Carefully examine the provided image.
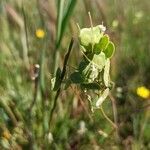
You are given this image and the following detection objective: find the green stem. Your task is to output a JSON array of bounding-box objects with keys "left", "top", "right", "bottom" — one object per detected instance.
[
  {"left": 29, "top": 64, "right": 40, "bottom": 111},
  {"left": 0, "top": 99, "right": 18, "bottom": 126},
  {"left": 100, "top": 106, "right": 117, "bottom": 129},
  {"left": 49, "top": 38, "right": 74, "bottom": 129}
]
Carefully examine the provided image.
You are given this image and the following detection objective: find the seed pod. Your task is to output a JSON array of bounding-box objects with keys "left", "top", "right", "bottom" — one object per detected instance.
[{"left": 96, "top": 88, "right": 109, "bottom": 107}]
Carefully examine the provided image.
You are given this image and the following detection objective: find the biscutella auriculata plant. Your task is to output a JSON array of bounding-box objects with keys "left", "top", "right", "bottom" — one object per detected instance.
[{"left": 69, "top": 24, "right": 115, "bottom": 110}]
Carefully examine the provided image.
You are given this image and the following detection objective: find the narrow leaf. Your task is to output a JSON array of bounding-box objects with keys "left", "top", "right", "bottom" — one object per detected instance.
[
  {"left": 56, "top": 0, "right": 65, "bottom": 48},
  {"left": 57, "top": 0, "right": 77, "bottom": 48},
  {"left": 52, "top": 67, "right": 61, "bottom": 91}
]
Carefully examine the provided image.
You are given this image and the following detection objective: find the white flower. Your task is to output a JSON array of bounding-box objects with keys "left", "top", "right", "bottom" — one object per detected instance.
[
  {"left": 77, "top": 121, "right": 87, "bottom": 135},
  {"left": 47, "top": 132, "right": 53, "bottom": 144},
  {"left": 99, "top": 25, "right": 106, "bottom": 32}
]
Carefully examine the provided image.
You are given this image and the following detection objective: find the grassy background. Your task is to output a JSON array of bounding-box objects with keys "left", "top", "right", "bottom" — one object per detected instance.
[{"left": 0, "top": 0, "right": 150, "bottom": 149}]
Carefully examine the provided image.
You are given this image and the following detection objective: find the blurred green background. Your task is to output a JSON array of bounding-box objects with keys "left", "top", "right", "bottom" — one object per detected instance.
[{"left": 0, "top": 0, "right": 150, "bottom": 149}]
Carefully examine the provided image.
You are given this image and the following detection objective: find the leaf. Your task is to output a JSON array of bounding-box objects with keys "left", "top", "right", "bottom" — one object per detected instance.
[
  {"left": 103, "top": 59, "right": 110, "bottom": 87},
  {"left": 103, "top": 41, "right": 115, "bottom": 58},
  {"left": 60, "top": 0, "right": 77, "bottom": 42},
  {"left": 78, "top": 60, "right": 89, "bottom": 73},
  {"left": 56, "top": 0, "right": 65, "bottom": 48},
  {"left": 51, "top": 67, "right": 61, "bottom": 91},
  {"left": 96, "top": 88, "right": 109, "bottom": 107},
  {"left": 56, "top": 0, "right": 77, "bottom": 48},
  {"left": 94, "top": 34, "right": 109, "bottom": 54},
  {"left": 70, "top": 72, "right": 84, "bottom": 83}
]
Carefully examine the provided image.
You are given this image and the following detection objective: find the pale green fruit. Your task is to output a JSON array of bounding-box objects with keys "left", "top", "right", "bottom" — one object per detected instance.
[
  {"left": 103, "top": 59, "right": 110, "bottom": 87},
  {"left": 96, "top": 88, "right": 109, "bottom": 107},
  {"left": 79, "top": 25, "right": 105, "bottom": 52},
  {"left": 92, "top": 52, "right": 106, "bottom": 70}
]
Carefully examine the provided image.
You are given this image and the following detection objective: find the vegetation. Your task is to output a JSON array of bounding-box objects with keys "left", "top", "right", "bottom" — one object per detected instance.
[{"left": 0, "top": 0, "right": 150, "bottom": 149}]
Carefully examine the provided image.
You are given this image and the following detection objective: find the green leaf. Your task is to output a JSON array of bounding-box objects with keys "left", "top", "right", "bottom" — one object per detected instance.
[
  {"left": 56, "top": 0, "right": 77, "bottom": 48},
  {"left": 96, "top": 88, "right": 109, "bottom": 107},
  {"left": 56, "top": 0, "right": 65, "bottom": 48},
  {"left": 78, "top": 60, "right": 89, "bottom": 73},
  {"left": 70, "top": 72, "right": 84, "bottom": 83},
  {"left": 94, "top": 34, "right": 109, "bottom": 54},
  {"left": 51, "top": 67, "right": 61, "bottom": 91},
  {"left": 103, "top": 41, "right": 115, "bottom": 58},
  {"left": 103, "top": 59, "right": 110, "bottom": 87},
  {"left": 61, "top": 0, "right": 77, "bottom": 41}
]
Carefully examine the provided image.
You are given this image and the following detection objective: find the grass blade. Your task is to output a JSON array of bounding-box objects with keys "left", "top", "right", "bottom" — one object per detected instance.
[{"left": 56, "top": 0, "right": 77, "bottom": 49}]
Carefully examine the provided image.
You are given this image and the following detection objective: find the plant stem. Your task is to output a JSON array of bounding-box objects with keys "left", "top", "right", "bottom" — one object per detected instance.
[
  {"left": 0, "top": 99, "right": 18, "bottom": 126},
  {"left": 49, "top": 38, "right": 74, "bottom": 129},
  {"left": 29, "top": 64, "right": 40, "bottom": 111},
  {"left": 100, "top": 106, "right": 117, "bottom": 129},
  {"left": 109, "top": 93, "right": 120, "bottom": 142},
  {"left": 22, "top": 5, "right": 30, "bottom": 70},
  {"left": 72, "top": 86, "right": 93, "bottom": 122},
  {"left": 139, "top": 105, "right": 150, "bottom": 141}
]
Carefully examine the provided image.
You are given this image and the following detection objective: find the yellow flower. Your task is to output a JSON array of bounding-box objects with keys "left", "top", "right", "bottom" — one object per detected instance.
[
  {"left": 35, "top": 28, "right": 45, "bottom": 38},
  {"left": 136, "top": 86, "right": 150, "bottom": 99},
  {"left": 3, "top": 130, "right": 11, "bottom": 140}
]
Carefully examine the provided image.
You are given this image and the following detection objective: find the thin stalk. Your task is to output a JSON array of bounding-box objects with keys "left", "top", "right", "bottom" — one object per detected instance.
[
  {"left": 9, "top": 101, "right": 24, "bottom": 122},
  {"left": 109, "top": 93, "right": 120, "bottom": 142},
  {"left": 49, "top": 38, "right": 74, "bottom": 129},
  {"left": 29, "top": 64, "right": 40, "bottom": 111},
  {"left": 88, "top": 12, "right": 94, "bottom": 52},
  {"left": 109, "top": 93, "right": 118, "bottom": 127},
  {"left": 139, "top": 108, "right": 149, "bottom": 142},
  {"left": 0, "top": 99, "right": 18, "bottom": 126},
  {"left": 36, "top": 0, "right": 48, "bottom": 137},
  {"left": 21, "top": 5, "right": 30, "bottom": 70},
  {"left": 100, "top": 106, "right": 117, "bottom": 129},
  {"left": 72, "top": 86, "right": 93, "bottom": 122}
]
